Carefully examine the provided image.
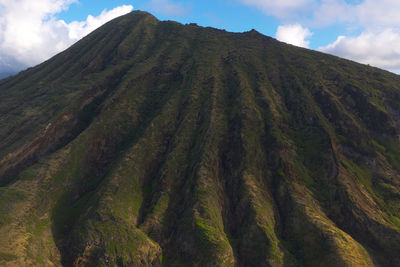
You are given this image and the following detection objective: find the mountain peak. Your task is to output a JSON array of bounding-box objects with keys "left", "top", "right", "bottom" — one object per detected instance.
[{"left": 124, "top": 9, "right": 158, "bottom": 21}]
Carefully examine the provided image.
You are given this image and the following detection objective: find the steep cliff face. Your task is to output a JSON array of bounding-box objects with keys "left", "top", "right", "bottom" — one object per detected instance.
[{"left": 1, "top": 11, "right": 400, "bottom": 267}]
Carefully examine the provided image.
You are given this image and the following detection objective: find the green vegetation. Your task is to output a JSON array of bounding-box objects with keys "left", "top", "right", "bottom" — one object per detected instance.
[
  {"left": 0, "top": 10, "right": 400, "bottom": 266},
  {"left": 373, "top": 138, "right": 400, "bottom": 171},
  {"left": 0, "top": 252, "right": 17, "bottom": 261},
  {"left": 0, "top": 188, "right": 25, "bottom": 226}
]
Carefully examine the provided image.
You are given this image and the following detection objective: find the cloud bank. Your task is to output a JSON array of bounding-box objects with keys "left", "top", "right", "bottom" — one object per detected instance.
[
  {"left": 0, "top": 0, "right": 133, "bottom": 73},
  {"left": 316, "top": 0, "right": 400, "bottom": 73},
  {"left": 319, "top": 30, "right": 400, "bottom": 73},
  {"left": 240, "top": 0, "right": 400, "bottom": 73},
  {"left": 276, "top": 24, "right": 312, "bottom": 48}
]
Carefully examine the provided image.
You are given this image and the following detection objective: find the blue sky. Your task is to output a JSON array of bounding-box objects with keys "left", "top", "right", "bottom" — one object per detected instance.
[
  {"left": 1, "top": 0, "right": 400, "bottom": 74},
  {"left": 61, "top": 0, "right": 282, "bottom": 40},
  {"left": 57, "top": 0, "right": 338, "bottom": 49}
]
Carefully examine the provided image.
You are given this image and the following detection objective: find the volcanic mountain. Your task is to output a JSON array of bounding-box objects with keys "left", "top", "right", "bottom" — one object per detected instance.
[{"left": 1, "top": 11, "right": 400, "bottom": 267}]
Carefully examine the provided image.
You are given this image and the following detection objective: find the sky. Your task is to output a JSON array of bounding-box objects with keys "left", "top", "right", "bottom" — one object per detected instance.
[{"left": 1, "top": 0, "right": 400, "bottom": 75}]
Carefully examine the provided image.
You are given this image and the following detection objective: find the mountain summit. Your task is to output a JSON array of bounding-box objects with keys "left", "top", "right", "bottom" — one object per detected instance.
[{"left": 1, "top": 11, "right": 400, "bottom": 266}]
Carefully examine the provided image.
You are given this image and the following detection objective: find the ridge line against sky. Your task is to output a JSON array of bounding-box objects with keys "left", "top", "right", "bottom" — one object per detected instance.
[{"left": 1, "top": 0, "right": 400, "bottom": 74}]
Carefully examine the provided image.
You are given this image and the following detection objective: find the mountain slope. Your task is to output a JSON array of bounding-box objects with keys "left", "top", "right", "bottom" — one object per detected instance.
[{"left": 1, "top": 10, "right": 400, "bottom": 266}]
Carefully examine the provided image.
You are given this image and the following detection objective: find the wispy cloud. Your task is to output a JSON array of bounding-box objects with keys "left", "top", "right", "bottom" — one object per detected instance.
[
  {"left": 238, "top": 0, "right": 316, "bottom": 20},
  {"left": 147, "top": 0, "right": 190, "bottom": 16},
  {"left": 0, "top": 0, "right": 133, "bottom": 73},
  {"left": 238, "top": 0, "right": 400, "bottom": 28}
]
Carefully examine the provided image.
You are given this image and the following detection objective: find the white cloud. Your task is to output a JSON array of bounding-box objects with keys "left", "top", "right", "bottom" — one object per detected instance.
[
  {"left": 319, "top": 29, "right": 400, "bottom": 73},
  {"left": 239, "top": 0, "right": 400, "bottom": 73},
  {"left": 310, "top": 0, "right": 400, "bottom": 29},
  {"left": 311, "top": 0, "right": 355, "bottom": 27},
  {"left": 276, "top": 24, "right": 313, "bottom": 48},
  {"left": 67, "top": 5, "right": 134, "bottom": 40},
  {"left": 147, "top": 0, "right": 189, "bottom": 16},
  {"left": 346, "top": 0, "right": 400, "bottom": 28},
  {"left": 239, "top": 0, "right": 400, "bottom": 28},
  {"left": 313, "top": 0, "right": 400, "bottom": 73},
  {"left": 0, "top": 0, "right": 133, "bottom": 73}
]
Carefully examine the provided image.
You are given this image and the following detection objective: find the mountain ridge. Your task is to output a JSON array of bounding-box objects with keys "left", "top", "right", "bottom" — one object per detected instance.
[{"left": 0, "top": 10, "right": 400, "bottom": 266}]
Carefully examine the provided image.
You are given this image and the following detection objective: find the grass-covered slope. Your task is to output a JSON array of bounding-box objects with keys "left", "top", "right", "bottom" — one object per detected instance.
[{"left": 1, "top": 10, "right": 400, "bottom": 266}]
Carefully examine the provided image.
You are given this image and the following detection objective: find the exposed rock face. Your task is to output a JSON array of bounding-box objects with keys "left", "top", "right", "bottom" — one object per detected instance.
[{"left": 1, "top": 11, "right": 400, "bottom": 267}]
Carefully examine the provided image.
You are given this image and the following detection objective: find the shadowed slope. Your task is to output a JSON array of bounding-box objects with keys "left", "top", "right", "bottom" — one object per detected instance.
[{"left": 0, "top": 11, "right": 400, "bottom": 267}]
